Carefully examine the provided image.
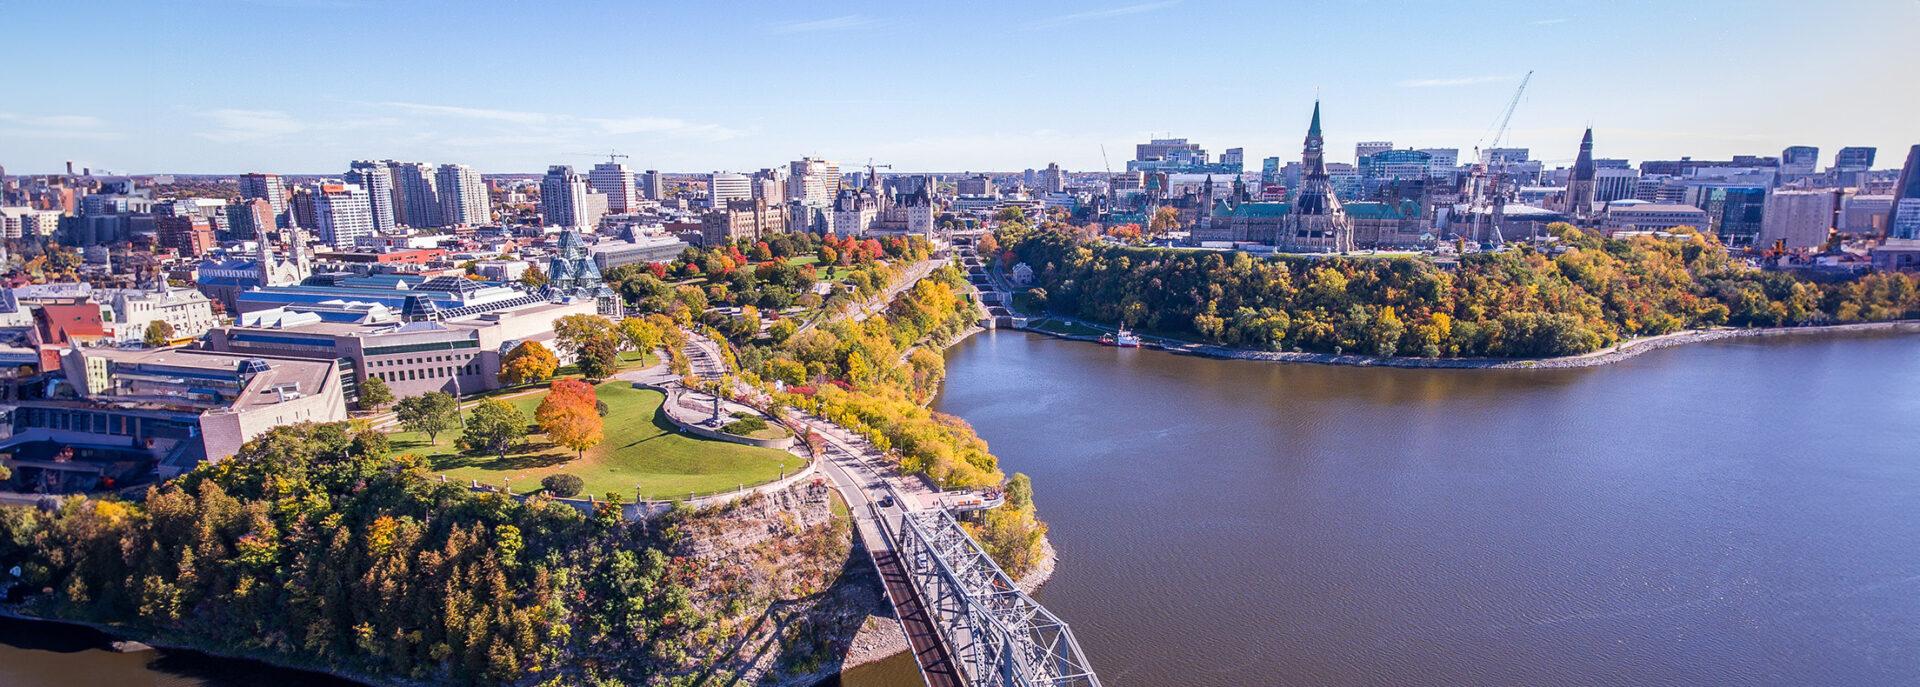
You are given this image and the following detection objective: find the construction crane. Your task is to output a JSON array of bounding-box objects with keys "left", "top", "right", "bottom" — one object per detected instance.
[
  {"left": 1466, "top": 70, "right": 1532, "bottom": 249},
  {"left": 569, "top": 150, "right": 630, "bottom": 164}
]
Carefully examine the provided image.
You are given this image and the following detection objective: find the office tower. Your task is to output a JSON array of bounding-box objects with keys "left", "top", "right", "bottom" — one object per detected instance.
[
  {"left": 1568, "top": 128, "right": 1597, "bottom": 219},
  {"left": 1834, "top": 147, "right": 1876, "bottom": 171},
  {"left": 1760, "top": 189, "right": 1840, "bottom": 249},
  {"left": 156, "top": 215, "right": 215, "bottom": 257},
  {"left": 751, "top": 168, "right": 786, "bottom": 202},
  {"left": 541, "top": 165, "right": 590, "bottom": 229},
  {"left": 238, "top": 173, "right": 286, "bottom": 224},
  {"left": 1041, "top": 163, "right": 1066, "bottom": 193},
  {"left": 787, "top": 158, "right": 838, "bottom": 206},
  {"left": 435, "top": 163, "right": 490, "bottom": 226},
  {"left": 956, "top": 174, "right": 995, "bottom": 196},
  {"left": 1780, "top": 146, "right": 1819, "bottom": 177},
  {"left": 1260, "top": 156, "right": 1283, "bottom": 185},
  {"left": 386, "top": 161, "right": 442, "bottom": 228},
  {"left": 1594, "top": 168, "right": 1639, "bottom": 203},
  {"left": 313, "top": 183, "right": 375, "bottom": 248},
  {"left": 588, "top": 162, "right": 637, "bottom": 213},
  {"left": 640, "top": 170, "right": 663, "bottom": 201},
  {"left": 1888, "top": 145, "right": 1920, "bottom": 240},
  {"left": 1355, "top": 141, "right": 1393, "bottom": 163},
  {"left": 708, "top": 172, "right": 752, "bottom": 208},
  {"left": 1417, "top": 148, "right": 1460, "bottom": 178},
  {"left": 227, "top": 198, "right": 275, "bottom": 240},
  {"left": 1220, "top": 148, "right": 1245, "bottom": 172},
  {"left": 346, "top": 160, "right": 397, "bottom": 232}
]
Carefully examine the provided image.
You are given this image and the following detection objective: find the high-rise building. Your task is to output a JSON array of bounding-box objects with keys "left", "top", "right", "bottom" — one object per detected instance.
[
  {"left": 156, "top": 215, "right": 215, "bottom": 257},
  {"left": 956, "top": 174, "right": 995, "bottom": 197},
  {"left": 1568, "top": 128, "right": 1597, "bottom": 219},
  {"left": 1835, "top": 146, "right": 1877, "bottom": 171},
  {"left": 1355, "top": 141, "right": 1393, "bottom": 163},
  {"left": 435, "top": 163, "right": 490, "bottom": 226},
  {"left": 1417, "top": 148, "right": 1460, "bottom": 178},
  {"left": 1041, "top": 163, "right": 1067, "bottom": 193},
  {"left": 1760, "top": 189, "right": 1839, "bottom": 249},
  {"left": 1888, "top": 145, "right": 1920, "bottom": 240},
  {"left": 313, "top": 183, "right": 375, "bottom": 248},
  {"left": 588, "top": 162, "right": 637, "bottom": 213},
  {"left": 639, "top": 170, "right": 663, "bottom": 201},
  {"left": 751, "top": 168, "right": 786, "bottom": 203},
  {"left": 1220, "top": 148, "right": 1245, "bottom": 172},
  {"left": 1780, "top": 146, "right": 1819, "bottom": 177},
  {"left": 226, "top": 198, "right": 276, "bottom": 240},
  {"left": 386, "top": 161, "right": 442, "bottom": 228},
  {"left": 238, "top": 173, "right": 286, "bottom": 225},
  {"left": 708, "top": 172, "right": 752, "bottom": 208},
  {"left": 1595, "top": 168, "right": 1639, "bottom": 203},
  {"left": 346, "top": 161, "right": 397, "bottom": 233},
  {"left": 787, "top": 158, "right": 838, "bottom": 206},
  {"left": 540, "top": 165, "right": 590, "bottom": 229}
]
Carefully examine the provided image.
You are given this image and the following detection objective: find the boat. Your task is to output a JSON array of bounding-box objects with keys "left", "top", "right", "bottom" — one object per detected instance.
[{"left": 1100, "top": 327, "right": 1142, "bottom": 348}]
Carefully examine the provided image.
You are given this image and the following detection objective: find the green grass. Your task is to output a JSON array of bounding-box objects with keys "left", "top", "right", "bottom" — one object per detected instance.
[
  {"left": 400, "top": 381, "right": 802, "bottom": 501},
  {"left": 554, "top": 349, "right": 655, "bottom": 378},
  {"left": 1029, "top": 318, "right": 1109, "bottom": 337}
]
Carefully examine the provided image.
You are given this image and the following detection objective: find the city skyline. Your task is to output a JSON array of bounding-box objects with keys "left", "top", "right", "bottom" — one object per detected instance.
[{"left": 3, "top": 0, "right": 1917, "bottom": 175}]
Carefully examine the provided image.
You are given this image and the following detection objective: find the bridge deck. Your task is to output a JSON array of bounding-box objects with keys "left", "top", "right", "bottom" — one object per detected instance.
[{"left": 872, "top": 548, "right": 966, "bottom": 687}]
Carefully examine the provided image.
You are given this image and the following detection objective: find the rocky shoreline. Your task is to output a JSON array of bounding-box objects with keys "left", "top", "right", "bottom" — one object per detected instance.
[{"left": 1024, "top": 319, "right": 1920, "bottom": 370}]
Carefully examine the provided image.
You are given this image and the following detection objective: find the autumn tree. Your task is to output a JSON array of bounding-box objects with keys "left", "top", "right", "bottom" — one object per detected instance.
[
  {"left": 537, "top": 380, "right": 603, "bottom": 460},
  {"left": 555, "top": 314, "right": 621, "bottom": 380},
  {"left": 142, "top": 320, "right": 177, "bottom": 347},
  {"left": 396, "top": 391, "right": 459, "bottom": 444},
  {"left": 519, "top": 264, "right": 549, "bottom": 289},
  {"left": 498, "top": 340, "right": 558, "bottom": 387},
  {"left": 1148, "top": 206, "right": 1182, "bottom": 239}
]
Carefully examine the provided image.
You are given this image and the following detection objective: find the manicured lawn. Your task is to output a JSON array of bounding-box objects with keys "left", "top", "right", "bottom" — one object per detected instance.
[
  {"left": 398, "top": 381, "right": 803, "bottom": 501},
  {"left": 555, "top": 349, "right": 655, "bottom": 377}
]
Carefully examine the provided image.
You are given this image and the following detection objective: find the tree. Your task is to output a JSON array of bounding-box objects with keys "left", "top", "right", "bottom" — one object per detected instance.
[
  {"left": 577, "top": 336, "right": 619, "bottom": 381},
  {"left": 357, "top": 375, "right": 393, "bottom": 411},
  {"left": 555, "top": 314, "right": 621, "bottom": 379},
  {"left": 617, "top": 317, "right": 660, "bottom": 354},
  {"left": 396, "top": 392, "right": 459, "bottom": 444},
  {"left": 459, "top": 398, "right": 528, "bottom": 461},
  {"left": 498, "top": 340, "right": 558, "bottom": 387},
  {"left": 1148, "top": 206, "right": 1182, "bottom": 239},
  {"left": 520, "top": 264, "right": 549, "bottom": 289},
  {"left": 538, "top": 384, "right": 603, "bottom": 461},
  {"left": 142, "top": 320, "right": 176, "bottom": 347},
  {"left": 540, "top": 474, "right": 583, "bottom": 498}
]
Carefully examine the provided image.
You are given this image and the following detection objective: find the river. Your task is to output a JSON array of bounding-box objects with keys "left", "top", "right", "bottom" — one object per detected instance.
[
  {"left": 906, "top": 329, "right": 1920, "bottom": 686},
  {"left": 8, "top": 329, "right": 1919, "bottom": 686}
]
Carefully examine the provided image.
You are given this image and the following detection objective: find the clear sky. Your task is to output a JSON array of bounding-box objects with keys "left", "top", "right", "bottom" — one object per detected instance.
[{"left": 3, "top": 0, "right": 1916, "bottom": 175}]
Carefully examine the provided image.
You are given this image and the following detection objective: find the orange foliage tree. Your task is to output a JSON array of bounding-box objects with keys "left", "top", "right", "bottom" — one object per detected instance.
[{"left": 536, "top": 379, "right": 603, "bottom": 459}]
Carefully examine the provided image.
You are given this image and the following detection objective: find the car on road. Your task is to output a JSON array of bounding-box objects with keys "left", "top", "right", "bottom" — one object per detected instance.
[{"left": 878, "top": 495, "right": 894, "bottom": 507}]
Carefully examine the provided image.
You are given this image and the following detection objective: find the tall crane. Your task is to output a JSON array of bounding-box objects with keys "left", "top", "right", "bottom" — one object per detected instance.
[
  {"left": 863, "top": 157, "right": 893, "bottom": 191},
  {"left": 569, "top": 150, "right": 630, "bottom": 165},
  {"left": 1466, "top": 70, "right": 1532, "bottom": 248}
]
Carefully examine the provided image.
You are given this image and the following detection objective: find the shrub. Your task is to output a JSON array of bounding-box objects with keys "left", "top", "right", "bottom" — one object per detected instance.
[{"left": 541, "top": 474, "right": 584, "bottom": 498}]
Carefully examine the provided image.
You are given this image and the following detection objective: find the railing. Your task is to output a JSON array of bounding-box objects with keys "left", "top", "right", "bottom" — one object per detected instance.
[{"left": 893, "top": 508, "right": 1102, "bottom": 687}]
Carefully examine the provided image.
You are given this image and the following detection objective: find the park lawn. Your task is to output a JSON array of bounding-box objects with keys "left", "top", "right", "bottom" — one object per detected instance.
[
  {"left": 397, "top": 381, "right": 803, "bottom": 501},
  {"left": 554, "top": 349, "right": 655, "bottom": 378}
]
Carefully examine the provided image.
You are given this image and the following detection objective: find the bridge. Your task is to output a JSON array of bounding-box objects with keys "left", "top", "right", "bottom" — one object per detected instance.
[{"left": 803, "top": 413, "right": 1102, "bottom": 687}]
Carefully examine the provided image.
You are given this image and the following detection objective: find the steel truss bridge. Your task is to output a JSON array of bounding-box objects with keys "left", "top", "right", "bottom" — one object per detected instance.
[{"left": 874, "top": 505, "right": 1103, "bottom": 687}]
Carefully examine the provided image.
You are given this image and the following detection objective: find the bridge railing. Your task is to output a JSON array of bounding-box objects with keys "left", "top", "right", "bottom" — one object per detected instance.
[{"left": 894, "top": 507, "right": 1102, "bottom": 687}]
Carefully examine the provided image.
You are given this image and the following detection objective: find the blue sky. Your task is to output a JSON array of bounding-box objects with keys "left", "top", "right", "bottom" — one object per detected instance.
[{"left": 2, "top": 0, "right": 1915, "bottom": 175}]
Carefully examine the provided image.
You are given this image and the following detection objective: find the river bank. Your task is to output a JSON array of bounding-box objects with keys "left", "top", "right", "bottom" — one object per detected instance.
[
  {"left": 0, "top": 605, "right": 377, "bottom": 686},
  {"left": 1024, "top": 318, "right": 1920, "bottom": 370}
]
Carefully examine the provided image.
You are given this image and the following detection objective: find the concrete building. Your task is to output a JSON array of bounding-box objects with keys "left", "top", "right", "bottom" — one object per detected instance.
[
  {"left": 1760, "top": 189, "right": 1839, "bottom": 249},
  {"left": 156, "top": 215, "right": 215, "bottom": 257},
  {"left": 787, "top": 158, "right": 840, "bottom": 206},
  {"left": 1600, "top": 203, "right": 1710, "bottom": 234},
  {"left": 100, "top": 286, "right": 216, "bottom": 344},
  {"left": 1417, "top": 148, "right": 1460, "bottom": 178},
  {"left": 0, "top": 207, "right": 59, "bottom": 239},
  {"left": 436, "top": 163, "right": 490, "bottom": 226},
  {"left": 312, "top": 183, "right": 376, "bottom": 248},
  {"left": 4, "top": 347, "right": 347, "bottom": 487},
  {"left": 346, "top": 161, "right": 398, "bottom": 233},
  {"left": 1780, "top": 146, "right": 1819, "bottom": 177},
  {"left": 1594, "top": 168, "right": 1640, "bottom": 203},
  {"left": 540, "top": 165, "right": 590, "bottom": 229},
  {"left": 589, "top": 235, "right": 690, "bottom": 271},
  {"left": 1355, "top": 141, "right": 1393, "bottom": 163},
  {"left": 386, "top": 161, "right": 443, "bottom": 228},
  {"left": 708, "top": 172, "right": 752, "bottom": 208},
  {"left": 1840, "top": 194, "right": 1894, "bottom": 235},
  {"left": 588, "top": 161, "right": 637, "bottom": 213},
  {"left": 225, "top": 198, "right": 275, "bottom": 240},
  {"left": 639, "top": 169, "right": 663, "bottom": 201}
]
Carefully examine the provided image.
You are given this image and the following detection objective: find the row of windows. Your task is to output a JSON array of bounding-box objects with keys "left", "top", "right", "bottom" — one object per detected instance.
[
  {"left": 369, "top": 364, "right": 479, "bottom": 384},
  {"left": 363, "top": 339, "right": 480, "bottom": 356},
  {"left": 370, "top": 353, "right": 471, "bottom": 368}
]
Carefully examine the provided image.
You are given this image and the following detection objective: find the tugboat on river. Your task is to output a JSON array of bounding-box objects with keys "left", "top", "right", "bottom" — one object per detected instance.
[{"left": 1100, "top": 327, "right": 1142, "bottom": 348}]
